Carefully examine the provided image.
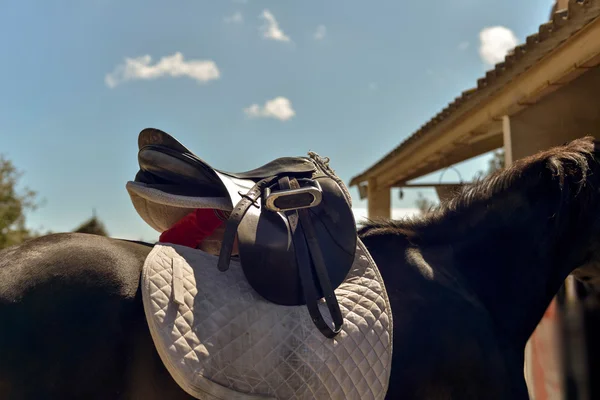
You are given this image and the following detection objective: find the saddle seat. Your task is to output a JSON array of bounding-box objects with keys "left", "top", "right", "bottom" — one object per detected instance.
[
  {"left": 136, "top": 128, "right": 318, "bottom": 204},
  {"left": 129, "top": 128, "right": 358, "bottom": 339},
  {"left": 139, "top": 127, "right": 315, "bottom": 177}
]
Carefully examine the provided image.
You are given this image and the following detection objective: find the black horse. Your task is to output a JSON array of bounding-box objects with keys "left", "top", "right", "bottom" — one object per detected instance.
[{"left": 2, "top": 137, "right": 600, "bottom": 399}]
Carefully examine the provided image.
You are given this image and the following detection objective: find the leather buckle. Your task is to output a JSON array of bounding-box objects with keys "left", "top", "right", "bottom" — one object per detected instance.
[{"left": 264, "top": 179, "right": 322, "bottom": 212}]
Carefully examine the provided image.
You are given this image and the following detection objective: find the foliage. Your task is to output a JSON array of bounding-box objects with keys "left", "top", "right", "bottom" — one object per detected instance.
[
  {"left": 475, "top": 148, "right": 506, "bottom": 179},
  {"left": 415, "top": 192, "right": 437, "bottom": 215},
  {"left": 0, "top": 155, "right": 110, "bottom": 248},
  {"left": 0, "top": 155, "right": 41, "bottom": 249},
  {"left": 489, "top": 149, "right": 506, "bottom": 173},
  {"left": 73, "top": 215, "right": 109, "bottom": 236}
]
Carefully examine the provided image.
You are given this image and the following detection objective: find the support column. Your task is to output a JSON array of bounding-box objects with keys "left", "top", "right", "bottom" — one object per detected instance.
[
  {"left": 502, "top": 115, "right": 514, "bottom": 166},
  {"left": 367, "top": 178, "right": 391, "bottom": 219}
]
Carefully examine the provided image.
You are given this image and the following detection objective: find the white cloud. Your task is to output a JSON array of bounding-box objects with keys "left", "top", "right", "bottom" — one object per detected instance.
[
  {"left": 224, "top": 11, "right": 243, "bottom": 24},
  {"left": 313, "top": 25, "right": 326, "bottom": 40},
  {"left": 458, "top": 41, "right": 470, "bottom": 51},
  {"left": 259, "top": 9, "right": 290, "bottom": 42},
  {"left": 105, "top": 52, "right": 220, "bottom": 88},
  {"left": 478, "top": 26, "right": 518, "bottom": 65},
  {"left": 243, "top": 96, "right": 296, "bottom": 121}
]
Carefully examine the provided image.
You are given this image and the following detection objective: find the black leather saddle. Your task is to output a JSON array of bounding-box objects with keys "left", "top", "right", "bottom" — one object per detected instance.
[{"left": 134, "top": 128, "right": 358, "bottom": 338}]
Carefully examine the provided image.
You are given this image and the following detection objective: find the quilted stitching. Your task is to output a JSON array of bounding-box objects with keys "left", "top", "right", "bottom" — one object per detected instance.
[{"left": 141, "top": 240, "right": 392, "bottom": 400}]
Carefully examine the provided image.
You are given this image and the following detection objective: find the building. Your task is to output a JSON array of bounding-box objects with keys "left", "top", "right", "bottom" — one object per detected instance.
[{"left": 349, "top": 1, "right": 600, "bottom": 398}]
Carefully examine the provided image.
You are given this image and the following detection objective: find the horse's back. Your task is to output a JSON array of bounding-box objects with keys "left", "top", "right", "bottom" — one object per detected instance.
[
  {"left": 0, "top": 233, "right": 188, "bottom": 399},
  {"left": 0, "top": 232, "right": 150, "bottom": 301}
]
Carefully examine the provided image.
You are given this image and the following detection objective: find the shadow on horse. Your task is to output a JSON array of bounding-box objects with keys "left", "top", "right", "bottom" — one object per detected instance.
[{"left": 2, "top": 136, "right": 600, "bottom": 399}]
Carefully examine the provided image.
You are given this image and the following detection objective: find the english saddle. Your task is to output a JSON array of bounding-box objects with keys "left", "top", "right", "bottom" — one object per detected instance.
[{"left": 133, "top": 128, "right": 358, "bottom": 338}]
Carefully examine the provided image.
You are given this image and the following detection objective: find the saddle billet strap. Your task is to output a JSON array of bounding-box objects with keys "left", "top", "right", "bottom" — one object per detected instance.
[
  {"left": 280, "top": 176, "right": 344, "bottom": 338},
  {"left": 308, "top": 151, "right": 352, "bottom": 207},
  {"left": 217, "top": 175, "right": 278, "bottom": 272}
]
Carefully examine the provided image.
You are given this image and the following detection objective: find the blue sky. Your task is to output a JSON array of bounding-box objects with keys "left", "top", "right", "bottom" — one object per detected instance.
[{"left": 1, "top": 0, "right": 556, "bottom": 241}]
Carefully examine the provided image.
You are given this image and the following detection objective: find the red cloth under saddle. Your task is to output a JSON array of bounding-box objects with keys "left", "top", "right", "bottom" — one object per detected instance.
[{"left": 159, "top": 208, "right": 228, "bottom": 248}]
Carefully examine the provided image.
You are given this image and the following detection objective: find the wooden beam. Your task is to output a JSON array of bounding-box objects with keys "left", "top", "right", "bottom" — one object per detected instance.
[
  {"left": 386, "top": 133, "right": 503, "bottom": 185},
  {"left": 367, "top": 178, "right": 391, "bottom": 219}
]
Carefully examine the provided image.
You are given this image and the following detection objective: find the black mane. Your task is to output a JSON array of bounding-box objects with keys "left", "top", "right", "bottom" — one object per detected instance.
[{"left": 359, "top": 136, "right": 597, "bottom": 243}]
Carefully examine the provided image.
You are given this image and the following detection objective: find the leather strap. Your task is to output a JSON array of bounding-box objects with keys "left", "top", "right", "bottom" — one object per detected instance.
[
  {"left": 217, "top": 173, "right": 344, "bottom": 338},
  {"left": 217, "top": 176, "right": 277, "bottom": 271},
  {"left": 282, "top": 177, "right": 344, "bottom": 338}
]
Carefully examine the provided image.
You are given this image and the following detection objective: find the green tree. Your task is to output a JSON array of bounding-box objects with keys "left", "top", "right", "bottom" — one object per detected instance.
[
  {"left": 73, "top": 212, "right": 109, "bottom": 236},
  {"left": 0, "top": 155, "right": 41, "bottom": 249},
  {"left": 481, "top": 148, "right": 505, "bottom": 177},
  {"left": 415, "top": 192, "right": 437, "bottom": 215}
]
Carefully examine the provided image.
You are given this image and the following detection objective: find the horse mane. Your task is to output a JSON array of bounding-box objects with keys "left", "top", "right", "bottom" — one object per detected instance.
[{"left": 358, "top": 136, "right": 597, "bottom": 244}]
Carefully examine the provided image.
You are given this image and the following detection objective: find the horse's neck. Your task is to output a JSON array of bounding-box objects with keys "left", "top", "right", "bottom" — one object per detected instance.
[
  {"left": 436, "top": 207, "right": 587, "bottom": 348},
  {"left": 413, "top": 138, "right": 598, "bottom": 349}
]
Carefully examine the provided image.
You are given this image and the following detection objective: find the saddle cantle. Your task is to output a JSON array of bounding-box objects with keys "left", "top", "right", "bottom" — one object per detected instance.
[{"left": 129, "top": 128, "right": 357, "bottom": 338}]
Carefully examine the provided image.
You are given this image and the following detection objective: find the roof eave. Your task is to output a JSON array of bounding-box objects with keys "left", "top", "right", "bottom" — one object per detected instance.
[{"left": 350, "top": 0, "right": 600, "bottom": 188}]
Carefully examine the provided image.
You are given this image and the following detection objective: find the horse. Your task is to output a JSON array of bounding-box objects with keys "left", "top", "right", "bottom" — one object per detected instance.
[{"left": 1, "top": 136, "right": 600, "bottom": 399}]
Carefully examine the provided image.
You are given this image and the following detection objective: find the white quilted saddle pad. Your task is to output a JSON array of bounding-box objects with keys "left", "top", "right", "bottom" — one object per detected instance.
[{"left": 141, "top": 239, "right": 393, "bottom": 400}]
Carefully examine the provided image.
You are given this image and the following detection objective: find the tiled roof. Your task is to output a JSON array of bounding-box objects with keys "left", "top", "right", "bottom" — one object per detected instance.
[{"left": 350, "top": 0, "right": 600, "bottom": 187}]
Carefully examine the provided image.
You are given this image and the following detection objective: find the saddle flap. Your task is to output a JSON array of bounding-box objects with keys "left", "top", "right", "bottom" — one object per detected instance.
[
  {"left": 236, "top": 205, "right": 303, "bottom": 305},
  {"left": 236, "top": 174, "right": 357, "bottom": 306},
  {"left": 309, "top": 175, "right": 358, "bottom": 253}
]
